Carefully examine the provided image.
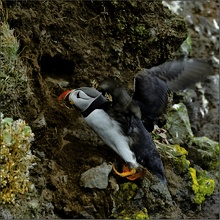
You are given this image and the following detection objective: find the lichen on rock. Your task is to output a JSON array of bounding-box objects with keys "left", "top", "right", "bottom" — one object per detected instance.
[
  {"left": 1, "top": 0, "right": 219, "bottom": 218},
  {"left": 164, "top": 102, "right": 219, "bottom": 171},
  {"left": 165, "top": 103, "right": 194, "bottom": 144},
  {"left": 188, "top": 167, "right": 215, "bottom": 205},
  {"left": 117, "top": 182, "right": 138, "bottom": 201},
  {"left": 111, "top": 182, "right": 150, "bottom": 219},
  {"left": 157, "top": 142, "right": 190, "bottom": 174},
  {"left": 117, "top": 207, "right": 150, "bottom": 220},
  {"left": 188, "top": 137, "right": 219, "bottom": 170}
]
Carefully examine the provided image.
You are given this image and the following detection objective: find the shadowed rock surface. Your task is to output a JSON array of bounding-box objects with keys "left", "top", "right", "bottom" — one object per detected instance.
[{"left": 0, "top": 1, "right": 219, "bottom": 219}]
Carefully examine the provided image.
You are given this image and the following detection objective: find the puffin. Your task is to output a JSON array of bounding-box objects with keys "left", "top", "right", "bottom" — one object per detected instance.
[
  {"left": 58, "top": 87, "right": 167, "bottom": 183},
  {"left": 100, "top": 58, "right": 212, "bottom": 132},
  {"left": 58, "top": 58, "right": 212, "bottom": 183}
]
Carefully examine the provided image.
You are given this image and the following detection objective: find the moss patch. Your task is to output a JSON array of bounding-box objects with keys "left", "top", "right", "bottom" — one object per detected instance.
[
  {"left": 188, "top": 167, "right": 215, "bottom": 204},
  {"left": 173, "top": 144, "right": 188, "bottom": 156},
  {"left": 188, "top": 137, "right": 219, "bottom": 170},
  {"left": 117, "top": 182, "right": 138, "bottom": 201},
  {"left": 157, "top": 143, "right": 190, "bottom": 174},
  {"left": 118, "top": 207, "right": 150, "bottom": 220}
]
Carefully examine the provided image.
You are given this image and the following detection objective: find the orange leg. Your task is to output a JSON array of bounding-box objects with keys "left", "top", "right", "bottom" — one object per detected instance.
[
  {"left": 112, "top": 163, "right": 136, "bottom": 177},
  {"left": 126, "top": 170, "right": 145, "bottom": 180},
  {"left": 111, "top": 163, "right": 145, "bottom": 180}
]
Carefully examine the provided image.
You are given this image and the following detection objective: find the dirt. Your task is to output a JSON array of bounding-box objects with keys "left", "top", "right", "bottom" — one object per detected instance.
[{"left": 1, "top": 0, "right": 218, "bottom": 219}]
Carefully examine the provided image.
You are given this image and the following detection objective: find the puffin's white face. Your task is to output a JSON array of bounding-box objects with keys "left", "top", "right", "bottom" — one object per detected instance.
[{"left": 68, "top": 87, "right": 101, "bottom": 112}]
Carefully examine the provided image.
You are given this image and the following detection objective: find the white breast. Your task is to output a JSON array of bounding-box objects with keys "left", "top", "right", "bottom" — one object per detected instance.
[{"left": 84, "top": 109, "right": 139, "bottom": 168}]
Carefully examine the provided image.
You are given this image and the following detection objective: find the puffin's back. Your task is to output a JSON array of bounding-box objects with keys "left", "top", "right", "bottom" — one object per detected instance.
[{"left": 129, "top": 117, "right": 166, "bottom": 183}]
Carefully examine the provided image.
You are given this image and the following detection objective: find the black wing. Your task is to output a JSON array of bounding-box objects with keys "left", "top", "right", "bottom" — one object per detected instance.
[
  {"left": 147, "top": 58, "right": 212, "bottom": 91},
  {"left": 133, "top": 58, "right": 212, "bottom": 130},
  {"left": 99, "top": 78, "right": 141, "bottom": 118},
  {"left": 130, "top": 117, "right": 166, "bottom": 183}
]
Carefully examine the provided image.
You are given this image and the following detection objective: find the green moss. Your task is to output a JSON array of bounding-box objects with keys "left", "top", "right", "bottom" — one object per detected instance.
[
  {"left": 157, "top": 143, "right": 190, "bottom": 174},
  {"left": 118, "top": 208, "right": 149, "bottom": 220},
  {"left": 117, "top": 182, "right": 138, "bottom": 201},
  {"left": 135, "top": 25, "right": 147, "bottom": 36},
  {"left": 180, "top": 35, "right": 192, "bottom": 55},
  {"left": 192, "top": 137, "right": 219, "bottom": 153},
  {"left": 134, "top": 208, "right": 150, "bottom": 220},
  {"left": 157, "top": 143, "right": 188, "bottom": 157},
  {"left": 189, "top": 167, "right": 199, "bottom": 193},
  {"left": 188, "top": 168, "right": 215, "bottom": 204},
  {"left": 189, "top": 137, "right": 219, "bottom": 170},
  {"left": 175, "top": 155, "right": 190, "bottom": 173},
  {"left": 117, "top": 209, "right": 129, "bottom": 219},
  {"left": 113, "top": 182, "right": 149, "bottom": 219},
  {"left": 173, "top": 144, "right": 188, "bottom": 156}
]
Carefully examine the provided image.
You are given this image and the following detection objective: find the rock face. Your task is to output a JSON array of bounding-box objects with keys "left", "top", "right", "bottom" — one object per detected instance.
[
  {"left": 163, "top": 0, "right": 219, "bottom": 142},
  {"left": 165, "top": 103, "right": 194, "bottom": 144},
  {"left": 196, "top": 75, "right": 219, "bottom": 141},
  {"left": 1, "top": 0, "right": 219, "bottom": 219},
  {"left": 165, "top": 102, "right": 219, "bottom": 172},
  {"left": 4, "top": 0, "right": 187, "bottom": 90},
  {"left": 80, "top": 162, "right": 112, "bottom": 189},
  {"left": 189, "top": 137, "right": 219, "bottom": 171}
]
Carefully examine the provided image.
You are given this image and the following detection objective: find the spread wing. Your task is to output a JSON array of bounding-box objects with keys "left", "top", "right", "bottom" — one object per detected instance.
[
  {"left": 145, "top": 58, "right": 212, "bottom": 91},
  {"left": 133, "top": 58, "right": 212, "bottom": 128}
]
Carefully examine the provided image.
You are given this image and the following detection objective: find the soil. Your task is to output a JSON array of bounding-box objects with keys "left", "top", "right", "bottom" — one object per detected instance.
[{"left": 1, "top": 0, "right": 219, "bottom": 219}]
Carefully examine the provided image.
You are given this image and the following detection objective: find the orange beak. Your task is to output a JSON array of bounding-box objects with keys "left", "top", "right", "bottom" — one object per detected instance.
[
  {"left": 58, "top": 90, "right": 75, "bottom": 109},
  {"left": 58, "top": 90, "right": 73, "bottom": 101}
]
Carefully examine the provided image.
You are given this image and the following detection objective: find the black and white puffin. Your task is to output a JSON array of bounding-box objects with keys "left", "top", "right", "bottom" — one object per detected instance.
[
  {"left": 100, "top": 58, "right": 212, "bottom": 132},
  {"left": 58, "top": 87, "right": 167, "bottom": 183},
  {"left": 58, "top": 58, "right": 212, "bottom": 183}
]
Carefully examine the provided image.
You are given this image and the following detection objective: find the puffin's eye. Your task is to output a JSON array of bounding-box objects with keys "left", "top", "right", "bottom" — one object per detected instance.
[{"left": 77, "top": 91, "right": 80, "bottom": 98}]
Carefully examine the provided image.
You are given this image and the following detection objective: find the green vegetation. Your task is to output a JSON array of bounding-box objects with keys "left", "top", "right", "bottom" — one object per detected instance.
[
  {"left": 0, "top": 113, "right": 36, "bottom": 204},
  {"left": 0, "top": 18, "right": 31, "bottom": 117},
  {"left": 190, "top": 137, "right": 219, "bottom": 170},
  {"left": 157, "top": 143, "right": 190, "bottom": 174},
  {"left": 0, "top": 15, "right": 36, "bottom": 205},
  {"left": 188, "top": 167, "right": 215, "bottom": 204},
  {"left": 117, "top": 182, "right": 138, "bottom": 201},
  {"left": 118, "top": 208, "right": 150, "bottom": 220},
  {"left": 111, "top": 182, "right": 150, "bottom": 219},
  {"left": 180, "top": 35, "right": 192, "bottom": 56}
]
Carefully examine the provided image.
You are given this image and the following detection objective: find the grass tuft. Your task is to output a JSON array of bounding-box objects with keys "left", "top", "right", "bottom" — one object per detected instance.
[{"left": 0, "top": 16, "right": 31, "bottom": 117}]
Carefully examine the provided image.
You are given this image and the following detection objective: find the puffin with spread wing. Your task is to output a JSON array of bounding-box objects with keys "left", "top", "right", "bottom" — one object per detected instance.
[
  {"left": 100, "top": 58, "right": 212, "bottom": 132},
  {"left": 58, "top": 58, "right": 212, "bottom": 183}
]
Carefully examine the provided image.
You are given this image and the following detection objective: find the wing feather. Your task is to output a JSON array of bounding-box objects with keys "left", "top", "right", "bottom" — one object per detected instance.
[{"left": 133, "top": 58, "right": 212, "bottom": 123}]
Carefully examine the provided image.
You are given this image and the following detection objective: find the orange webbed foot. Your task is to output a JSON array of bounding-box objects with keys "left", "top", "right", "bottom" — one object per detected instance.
[
  {"left": 126, "top": 170, "right": 145, "bottom": 180},
  {"left": 112, "top": 164, "right": 136, "bottom": 177},
  {"left": 111, "top": 163, "right": 145, "bottom": 180}
]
